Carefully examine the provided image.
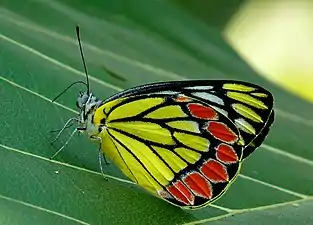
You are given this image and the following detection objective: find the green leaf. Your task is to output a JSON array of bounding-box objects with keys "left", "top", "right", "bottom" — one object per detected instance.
[{"left": 0, "top": 0, "right": 312, "bottom": 224}]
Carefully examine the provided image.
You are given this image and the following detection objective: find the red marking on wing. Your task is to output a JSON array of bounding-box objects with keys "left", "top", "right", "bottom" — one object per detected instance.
[
  {"left": 167, "top": 181, "right": 194, "bottom": 205},
  {"left": 188, "top": 103, "right": 218, "bottom": 120},
  {"left": 207, "top": 121, "right": 238, "bottom": 143},
  {"left": 176, "top": 96, "right": 192, "bottom": 102},
  {"left": 200, "top": 160, "right": 229, "bottom": 183},
  {"left": 183, "top": 172, "right": 213, "bottom": 199},
  {"left": 216, "top": 143, "right": 239, "bottom": 164}
]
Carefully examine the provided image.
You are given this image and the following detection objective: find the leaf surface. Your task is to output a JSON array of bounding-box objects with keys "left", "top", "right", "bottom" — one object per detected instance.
[{"left": 0, "top": 0, "right": 312, "bottom": 224}]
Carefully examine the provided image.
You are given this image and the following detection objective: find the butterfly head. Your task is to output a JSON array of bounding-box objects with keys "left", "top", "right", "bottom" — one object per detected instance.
[
  {"left": 76, "top": 91, "right": 89, "bottom": 109},
  {"left": 76, "top": 91, "right": 102, "bottom": 121}
]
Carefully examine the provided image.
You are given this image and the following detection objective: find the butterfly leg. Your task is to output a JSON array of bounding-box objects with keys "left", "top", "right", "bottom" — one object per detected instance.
[
  {"left": 98, "top": 151, "right": 109, "bottom": 181},
  {"left": 50, "top": 117, "right": 79, "bottom": 144},
  {"left": 90, "top": 135, "right": 109, "bottom": 181},
  {"left": 50, "top": 128, "right": 78, "bottom": 159}
]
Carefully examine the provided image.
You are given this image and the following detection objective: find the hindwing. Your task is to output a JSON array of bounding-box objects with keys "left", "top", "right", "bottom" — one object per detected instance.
[{"left": 95, "top": 95, "right": 242, "bottom": 208}]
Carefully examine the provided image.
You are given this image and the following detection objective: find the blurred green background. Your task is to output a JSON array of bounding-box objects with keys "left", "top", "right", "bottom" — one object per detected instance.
[{"left": 0, "top": 0, "right": 312, "bottom": 225}]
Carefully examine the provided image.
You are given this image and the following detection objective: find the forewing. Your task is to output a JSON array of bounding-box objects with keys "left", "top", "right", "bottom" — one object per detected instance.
[{"left": 105, "top": 80, "right": 275, "bottom": 159}]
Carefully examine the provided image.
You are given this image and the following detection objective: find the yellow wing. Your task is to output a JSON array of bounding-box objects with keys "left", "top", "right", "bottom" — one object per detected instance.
[{"left": 93, "top": 94, "right": 243, "bottom": 208}]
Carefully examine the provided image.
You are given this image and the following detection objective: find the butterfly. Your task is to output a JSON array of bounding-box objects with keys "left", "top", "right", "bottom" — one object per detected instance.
[{"left": 51, "top": 26, "right": 275, "bottom": 209}]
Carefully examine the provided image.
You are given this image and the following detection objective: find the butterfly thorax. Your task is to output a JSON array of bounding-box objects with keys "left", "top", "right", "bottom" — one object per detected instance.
[{"left": 76, "top": 91, "right": 104, "bottom": 136}]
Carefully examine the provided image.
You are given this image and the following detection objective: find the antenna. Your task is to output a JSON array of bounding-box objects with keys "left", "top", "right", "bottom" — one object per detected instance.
[
  {"left": 51, "top": 81, "right": 88, "bottom": 102},
  {"left": 51, "top": 25, "right": 90, "bottom": 103},
  {"left": 76, "top": 25, "right": 90, "bottom": 94}
]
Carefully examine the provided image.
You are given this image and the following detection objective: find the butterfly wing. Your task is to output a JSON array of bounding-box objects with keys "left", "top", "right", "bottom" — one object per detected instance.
[
  {"left": 94, "top": 93, "right": 244, "bottom": 208},
  {"left": 105, "top": 80, "right": 275, "bottom": 160}
]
